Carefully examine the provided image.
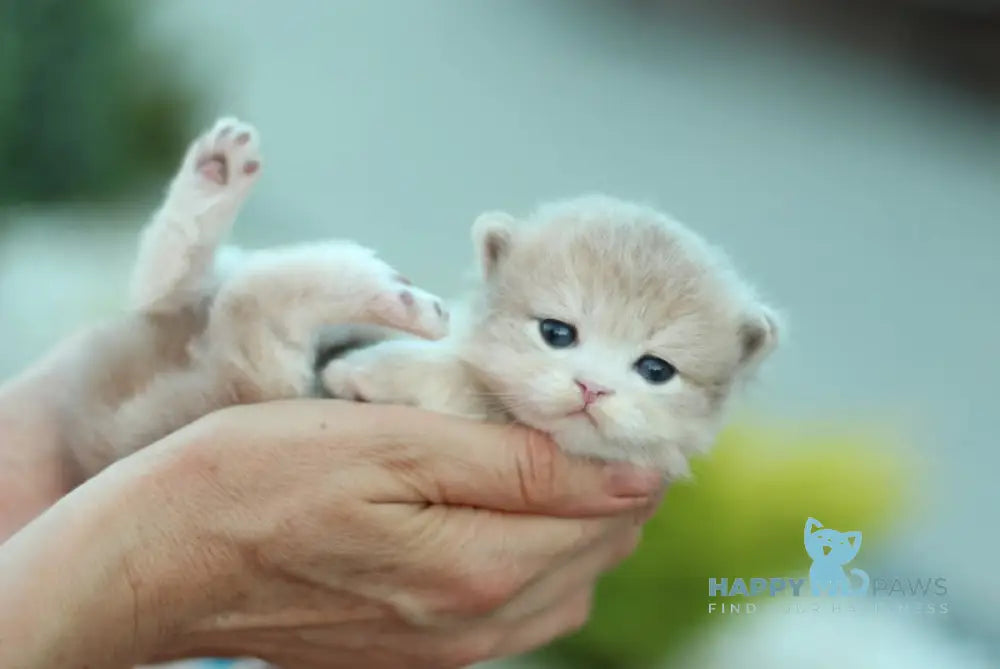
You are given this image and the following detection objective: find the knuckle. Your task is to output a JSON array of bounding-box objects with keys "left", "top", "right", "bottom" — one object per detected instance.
[
  {"left": 447, "top": 567, "right": 520, "bottom": 617},
  {"left": 564, "top": 591, "right": 595, "bottom": 633},
  {"left": 514, "top": 430, "right": 562, "bottom": 506},
  {"left": 467, "top": 574, "right": 518, "bottom": 615},
  {"left": 612, "top": 527, "right": 643, "bottom": 563},
  {"left": 440, "top": 631, "right": 502, "bottom": 667},
  {"left": 639, "top": 492, "right": 665, "bottom": 522}
]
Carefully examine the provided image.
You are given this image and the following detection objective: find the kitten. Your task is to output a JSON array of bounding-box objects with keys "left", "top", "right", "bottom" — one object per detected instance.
[
  {"left": 321, "top": 195, "right": 781, "bottom": 478},
  {"left": 54, "top": 117, "right": 450, "bottom": 481}
]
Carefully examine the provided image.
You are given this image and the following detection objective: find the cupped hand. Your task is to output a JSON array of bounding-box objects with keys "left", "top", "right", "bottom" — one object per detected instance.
[{"left": 140, "top": 400, "right": 663, "bottom": 668}]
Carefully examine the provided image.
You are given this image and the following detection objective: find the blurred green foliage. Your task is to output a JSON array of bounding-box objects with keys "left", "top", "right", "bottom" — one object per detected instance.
[
  {"left": 537, "top": 420, "right": 908, "bottom": 669},
  {"left": 0, "top": 0, "right": 202, "bottom": 207}
]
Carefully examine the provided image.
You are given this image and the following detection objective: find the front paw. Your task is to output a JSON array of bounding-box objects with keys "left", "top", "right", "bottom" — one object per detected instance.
[{"left": 321, "top": 357, "right": 382, "bottom": 403}]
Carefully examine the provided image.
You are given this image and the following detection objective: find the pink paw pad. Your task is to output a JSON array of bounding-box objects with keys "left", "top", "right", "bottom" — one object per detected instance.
[
  {"left": 187, "top": 117, "right": 262, "bottom": 188},
  {"left": 370, "top": 281, "right": 450, "bottom": 341},
  {"left": 196, "top": 155, "right": 228, "bottom": 185}
]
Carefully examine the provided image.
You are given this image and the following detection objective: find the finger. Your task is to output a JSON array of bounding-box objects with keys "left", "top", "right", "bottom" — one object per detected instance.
[
  {"left": 402, "top": 506, "right": 639, "bottom": 620},
  {"left": 639, "top": 487, "right": 666, "bottom": 522},
  {"left": 494, "top": 588, "right": 596, "bottom": 658},
  {"left": 397, "top": 588, "right": 598, "bottom": 668},
  {"left": 493, "top": 523, "right": 642, "bottom": 622},
  {"left": 357, "top": 403, "right": 665, "bottom": 516}
]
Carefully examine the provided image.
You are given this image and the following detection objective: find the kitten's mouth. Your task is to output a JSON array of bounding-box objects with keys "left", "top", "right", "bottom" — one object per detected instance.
[{"left": 567, "top": 406, "right": 599, "bottom": 428}]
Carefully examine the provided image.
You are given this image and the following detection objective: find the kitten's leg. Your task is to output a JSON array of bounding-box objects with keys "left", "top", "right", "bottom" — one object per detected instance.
[
  {"left": 321, "top": 338, "right": 488, "bottom": 419},
  {"left": 129, "top": 117, "right": 262, "bottom": 314},
  {"left": 206, "top": 242, "right": 451, "bottom": 398}
]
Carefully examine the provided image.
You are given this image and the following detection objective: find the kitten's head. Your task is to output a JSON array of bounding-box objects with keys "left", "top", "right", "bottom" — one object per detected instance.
[
  {"left": 805, "top": 521, "right": 862, "bottom": 566},
  {"left": 459, "top": 195, "right": 781, "bottom": 478}
]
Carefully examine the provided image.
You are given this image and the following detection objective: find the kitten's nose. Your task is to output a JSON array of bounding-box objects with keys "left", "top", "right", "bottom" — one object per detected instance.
[{"left": 575, "top": 379, "right": 614, "bottom": 406}]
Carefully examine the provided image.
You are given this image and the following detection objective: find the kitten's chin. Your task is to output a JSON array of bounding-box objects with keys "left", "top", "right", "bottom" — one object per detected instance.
[
  {"left": 509, "top": 412, "right": 614, "bottom": 459},
  {"left": 506, "top": 408, "right": 690, "bottom": 478},
  {"left": 545, "top": 424, "right": 692, "bottom": 480}
]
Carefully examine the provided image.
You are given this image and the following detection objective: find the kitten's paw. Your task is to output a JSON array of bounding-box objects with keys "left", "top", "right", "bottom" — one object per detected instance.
[
  {"left": 370, "top": 279, "right": 450, "bottom": 341},
  {"left": 179, "top": 116, "right": 262, "bottom": 193},
  {"left": 215, "top": 242, "right": 450, "bottom": 346},
  {"left": 321, "top": 355, "right": 383, "bottom": 403}
]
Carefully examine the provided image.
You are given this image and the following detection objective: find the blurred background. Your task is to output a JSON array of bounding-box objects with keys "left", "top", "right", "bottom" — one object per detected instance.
[{"left": 1, "top": 1, "right": 998, "bottom": 667}]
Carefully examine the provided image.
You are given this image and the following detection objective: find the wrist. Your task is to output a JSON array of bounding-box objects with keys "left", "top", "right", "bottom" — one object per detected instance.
[
  {"left": 0, "top": 419, "right": 241, "bottom": 667},
  {"left": 0, "top": 466, "right": 158, "bottom": 666},
  {"left": 0, "top": 368, "right": 76, "bottom": 540}
]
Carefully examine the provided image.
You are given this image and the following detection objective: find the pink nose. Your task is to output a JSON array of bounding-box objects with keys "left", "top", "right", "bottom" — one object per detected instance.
[{"left": 575, "top": 379, "right": 613, "bottom": 406}]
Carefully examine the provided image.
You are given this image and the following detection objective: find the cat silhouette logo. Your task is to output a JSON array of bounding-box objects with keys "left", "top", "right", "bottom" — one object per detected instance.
[{"left": 804, "top": 517, "right": 870, "bottom": 596}]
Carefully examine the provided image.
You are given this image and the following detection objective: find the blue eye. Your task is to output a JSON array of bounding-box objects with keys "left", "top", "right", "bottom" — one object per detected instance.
[
  {"left": 538, "top": 319, "right": 577, "bottom": 348},
  {"left": 634, "top": 355, "right": 675, "bottom": 384}
]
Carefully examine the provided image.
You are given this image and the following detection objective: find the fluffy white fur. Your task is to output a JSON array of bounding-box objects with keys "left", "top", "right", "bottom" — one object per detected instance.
[
  {"left": 56, "top": 118, "right": 450, "bottom": 480},
  {"left": 322, "top": 195, "right": 781, "bottom": 479}
]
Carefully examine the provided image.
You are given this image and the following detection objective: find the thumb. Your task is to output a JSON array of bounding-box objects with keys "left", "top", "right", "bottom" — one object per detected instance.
[{"left": 368, "top": 404, "right": 664, "bottom": 517}]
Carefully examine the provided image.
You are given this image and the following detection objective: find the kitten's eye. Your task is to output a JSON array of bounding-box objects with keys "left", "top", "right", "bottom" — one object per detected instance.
[
  {"left": 538, "top": 318, "right": 577, "bottom": 348},
  {"left": 634, "top": 355, "right": 676, "bottom": 384}
]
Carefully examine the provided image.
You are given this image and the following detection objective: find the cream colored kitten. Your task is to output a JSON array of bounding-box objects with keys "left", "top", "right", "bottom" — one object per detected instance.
[
  {"left": 55, "top": 118, "right": 449, "bottom": 481},
  {"left": 321, "top": 196, "right": 780, "bottom": 478}
]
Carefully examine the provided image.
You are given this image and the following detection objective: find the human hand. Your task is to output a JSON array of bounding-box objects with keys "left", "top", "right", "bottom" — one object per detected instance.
[{"left": 140, "top": 400, "right": 663, "bottom": 668}]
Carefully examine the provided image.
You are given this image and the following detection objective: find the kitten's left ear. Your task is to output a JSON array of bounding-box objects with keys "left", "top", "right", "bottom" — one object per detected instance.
[
  {"left": 739, "top": 304, "right": 783, "bottom": 368},
  {"left": 472, "top": 211, "right": 518, "bottom": 280}
]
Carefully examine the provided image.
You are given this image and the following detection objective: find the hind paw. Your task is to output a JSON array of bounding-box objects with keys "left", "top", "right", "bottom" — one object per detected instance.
[
  {"left": 370, "top": 279, "right": 450, "bottom": 341},
  {"left": 177, "top": 117, "right": 262, "bottom": 197}
]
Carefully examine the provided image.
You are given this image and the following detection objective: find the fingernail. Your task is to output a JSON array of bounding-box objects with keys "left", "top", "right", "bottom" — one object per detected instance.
[{"left": 604, "top": 463, "right": 663, "bottom": 497}]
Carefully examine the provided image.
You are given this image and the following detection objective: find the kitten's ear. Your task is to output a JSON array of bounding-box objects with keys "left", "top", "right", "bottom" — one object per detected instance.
[
  {"left": 472, "top": 211, "right": 517, "bottom": 280},
  {"left": 805, "top": 517, "right": 823, "bottom": 534},
  {"left": 739, "top": 304, "right": 783, "bottom": 368}
]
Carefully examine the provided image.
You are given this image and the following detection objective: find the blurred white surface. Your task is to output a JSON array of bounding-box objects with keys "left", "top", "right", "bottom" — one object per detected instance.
[{"left": 671, "top": 607, "right": 996, "bottom": 669}]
